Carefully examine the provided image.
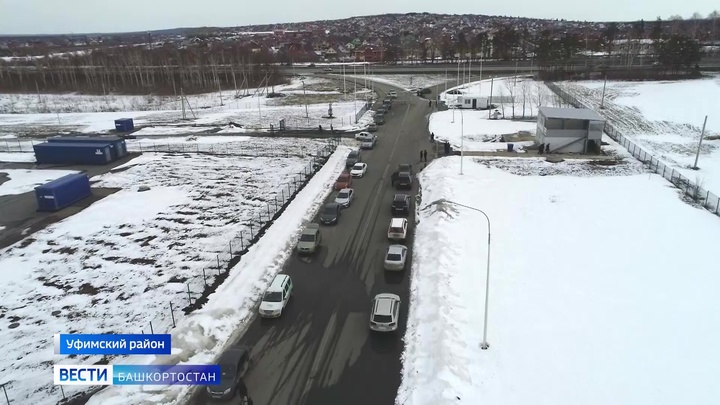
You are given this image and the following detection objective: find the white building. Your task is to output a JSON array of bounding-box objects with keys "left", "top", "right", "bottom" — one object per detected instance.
[{"left": 536, "top": 107, "right": 606, "bottom": 154}]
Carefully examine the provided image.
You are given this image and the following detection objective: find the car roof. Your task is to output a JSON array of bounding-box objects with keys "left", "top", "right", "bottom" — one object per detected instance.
[
  {"left": 390, "top": 218, "right": 406, "bottom": 227},
  {"left": 218, "top": 346, "right": 249, "bottom": 364},
  {"left": 393, "top": 194, "right": 408, "bottom": 201},
  {"left": 353, "top": 162, "right": 365, "bottom": 167},
  {"left": 387, "top": 244, "right": 406, "bottom": 255},
  {"left": 269, "top": 274, "right": 289, "bottom": 291},
  {"left": 338, "top": 188, "right": 353, "bottom": 194},
  {"left": 373, "top": 294, "right": 400, "bottom": 315},
  {"left": 325, "top": 202, "right": 340, "bottom": 208},
  {"left": 303, "top": 223, "right": 320, "bottom": 232},
  {"left": 398, "top": 171, "right": 411, "bottom": 176}
]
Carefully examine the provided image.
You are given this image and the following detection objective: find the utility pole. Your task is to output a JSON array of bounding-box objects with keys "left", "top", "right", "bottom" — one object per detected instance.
[
  {"left": 488, "top": 78, "right": 494, "bottom": 119},
  {"left": 479, "top": 54, "right": 483, "bottom": 93},
  {"left": 343, "top": 65, "right": 346, "bottom": 100},
  {"left": 457, "top": 58, "right": 460, "bottom": 87},
  {"left": 181, "top": 88, "right": 187, "bottom": 120},
  {"left": 302, "top": 80, "right": 309, "bottom": 118},
  {"left": 692, "top": 115, "right": 709, "bottom": 169}
]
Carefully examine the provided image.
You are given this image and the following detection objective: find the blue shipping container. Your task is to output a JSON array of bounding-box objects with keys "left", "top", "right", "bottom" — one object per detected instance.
[
  {"left": 35, "top": 173, "right": 92, "bottom": 212},
  {"left": 115, "top": 118, "right": 134, "bottom": 132},
  {"left": 34, "top": 142, "right": 113, "bottom": 165},
  {"left": 48, "top": 136, "right": 128, "bottom": 159}
]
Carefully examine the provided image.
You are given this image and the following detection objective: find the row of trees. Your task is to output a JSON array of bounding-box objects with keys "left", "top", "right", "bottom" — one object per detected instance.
[{"left": 0, "top": 43, "right": 284, "bottom": 95}]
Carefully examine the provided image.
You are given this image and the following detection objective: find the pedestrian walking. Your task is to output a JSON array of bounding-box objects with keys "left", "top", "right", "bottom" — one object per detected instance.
[
  {"left": 424, "top": 150, "right": 428, "bottom": 161},
  {"left": 538, "top": 143, "right": 545, "bottom": 154},
  {"left": 546, "top": 143, "right": 551, "bottom": 154},
  {"left": 428, "top": 100, "right": 432, "bottom": 107},
  {"left": 431, "top": 132, "right": 435, "bottom": 142},
  {"left": 420, "top": 150, "right": 424, "bottom": 161}
]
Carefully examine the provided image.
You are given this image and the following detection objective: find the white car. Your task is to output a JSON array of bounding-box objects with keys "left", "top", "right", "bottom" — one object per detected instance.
[
  {"left": 350, "top": 163, "right": 368, "bottom": 177},
  {"left": 334, "top": 188, "right": 355, "bottom": 207},
  {"left": 259, "top": 274, "right": 293, "bottom": 318},
  {"left": 355, "top": 131, "right": 373, "bottom": 140},
  {"left": 388, "top": 90, "right": 398, "bottom": 98},
  {"left": 370, "top": 293, "right": 401, "bottom": 332},
  {"left": 387, "top": 218, "right": 408, "bottom": 241},
  {"left": 384, "top": 245, "right": 408, "bottom": 271}
]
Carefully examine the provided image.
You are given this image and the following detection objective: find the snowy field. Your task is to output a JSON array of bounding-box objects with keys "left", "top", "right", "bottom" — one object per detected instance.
[
  {"left": 0, "top": 77, "right": 374, "bottom": 136},
  {"left": 429, "top": 110, "right": 536, "bottom": 151},
  {"left": 351, "top": 74, "right": 450, "bottom": 91},
  {"left": 0, "top": 137, "right": 333, "bottom": 404},
  {"left": 399, "top": 156, "right": 720, "bottom": 405},
  {"left": 555, "top": 76, "right": 720, "bottom": 193},
  {"left": 0, "top": 169, "right": 78, "bottom": 195},
  {"left": 84, "top": 145, "right": 350, "bottom": 405}
]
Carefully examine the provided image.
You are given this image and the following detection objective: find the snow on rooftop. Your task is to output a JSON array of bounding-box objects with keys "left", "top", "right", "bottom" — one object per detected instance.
[{"left": 400, "top": 156, "right": 720, "bottom": 405}]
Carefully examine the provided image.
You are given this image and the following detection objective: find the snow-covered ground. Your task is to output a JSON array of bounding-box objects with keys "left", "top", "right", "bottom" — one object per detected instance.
[
  {"left": 0, "top": 152, "right": 36, "bottom": 162},
  {"left": 0, "top": 138, "right": 335, "bottom": 404},
  {"left": 0, "top": 77, "right": 374, "bottom": 136},
  {"left": 555, "top": 76, "right": 720, "bottom": 193},
  {"left": 353, "top": 74, "right": 450, "bottom": 91},
  {"left": 84, "top": 145, "right": 350, "bottom": 405},
  {"left": 429, "top": 109, "right": 537, "bottom": 151},
  {"left": 399, "top": 156, "right": 720, "bottom": 405},
  {"left": 0, "top": 169, "right": 79, "bottom": 196}
]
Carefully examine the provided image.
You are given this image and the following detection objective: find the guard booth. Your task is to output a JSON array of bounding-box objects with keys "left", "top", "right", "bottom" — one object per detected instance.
[{"left": 279, "top": 119, "right": 286, "bottom": 132}]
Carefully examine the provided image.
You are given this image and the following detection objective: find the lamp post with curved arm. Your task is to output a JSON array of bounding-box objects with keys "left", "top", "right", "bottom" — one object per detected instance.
[{"left": 425, "top": 198, "right": 492, "bottom": 349}]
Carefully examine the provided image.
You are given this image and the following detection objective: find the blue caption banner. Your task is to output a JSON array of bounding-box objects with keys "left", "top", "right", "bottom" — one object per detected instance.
[
  {"left": 113, "top": 365, "right": 221, "bottom": 386},
  {"left": 54, "top": 334, "right": 172, "bottom": 355}
]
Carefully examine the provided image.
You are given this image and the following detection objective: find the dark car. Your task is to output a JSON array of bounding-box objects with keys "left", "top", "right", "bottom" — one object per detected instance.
[
  {"left": 398, "top": 164, "right": 414, "bottom": 176},
  {"left": 345, "top": 150, "right": 361, "bottom": 168},
  {"left": 393, "top": 172, "right": 414, "bottom": 190},
  {"left": 391, "top": 194, "right": 411, "bottom": 215},
  {"left": 319, "top": 202, "right": 342, "bottom": 225},
  {"left": 206, "top": 346, "right": 252, "bottom": 401}
]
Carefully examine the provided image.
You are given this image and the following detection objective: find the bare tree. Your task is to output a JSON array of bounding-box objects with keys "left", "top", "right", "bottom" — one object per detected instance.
[
  {"left": 520, "top": 80, "right": 530, "bottom": 118},
  {"left": 710, "top": 11, "right": 720, "bottom": 56},
  {"left": 504, "top": 79, "right": 516, "bottom": 118},
  {"left": 690, "top": 12, "right": 704, "bottom": 39}
]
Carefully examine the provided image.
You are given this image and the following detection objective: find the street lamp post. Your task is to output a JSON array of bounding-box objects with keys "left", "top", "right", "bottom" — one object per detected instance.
[
  {"left": 301, "top": 80, "right": 309, "bottom": 118},
  {"left": 426, "top": 199, "right": 492, "bottom": 349},
  {"left": 459, "top": 108, "right": 465, "bottom": 175}
]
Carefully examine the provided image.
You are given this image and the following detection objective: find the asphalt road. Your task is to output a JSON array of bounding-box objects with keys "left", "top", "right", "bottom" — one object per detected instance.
[{"left": 188, "top": 81, "right": 435, "bottom": 405}]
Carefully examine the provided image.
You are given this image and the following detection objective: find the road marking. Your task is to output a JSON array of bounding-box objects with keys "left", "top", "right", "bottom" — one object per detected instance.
[{"left": 300, "top": 309, "right": 338, "bottom": 402}]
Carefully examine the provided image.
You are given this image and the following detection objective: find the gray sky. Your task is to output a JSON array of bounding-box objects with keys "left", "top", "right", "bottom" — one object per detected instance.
[{"left": 0, "top": 0, "right": 717, "bottom": 35}]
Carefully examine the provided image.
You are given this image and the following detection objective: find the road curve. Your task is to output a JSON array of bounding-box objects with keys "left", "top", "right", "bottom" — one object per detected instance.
[{"left": 187, "top": 80, "right": 435, "bottom": 405}]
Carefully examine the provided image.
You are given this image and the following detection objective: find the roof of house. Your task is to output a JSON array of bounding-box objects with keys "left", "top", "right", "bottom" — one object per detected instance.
[{"left": 539, "top": 107, "right": 605, "bottom": 121}]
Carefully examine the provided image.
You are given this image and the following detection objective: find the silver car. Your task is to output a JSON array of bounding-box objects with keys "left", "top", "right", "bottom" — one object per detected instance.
[
  {"left": 334, "top": 188, "right": 355, "bottom": 207},
  {"left": 384, "top": 245, "right": 408, "bottom": 271},
  {"left": 370, "top": 293, "right": 401, "bottom": 332}
]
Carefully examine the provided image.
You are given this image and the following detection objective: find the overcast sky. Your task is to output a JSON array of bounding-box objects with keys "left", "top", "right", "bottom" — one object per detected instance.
[{"left": 1, "top": 0, "right": 717, "bottom": 35}]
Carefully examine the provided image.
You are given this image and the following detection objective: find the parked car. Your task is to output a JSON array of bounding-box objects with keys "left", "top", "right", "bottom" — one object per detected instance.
[
  {"left": 377, "top": 106, "right": 387, "bottom": 115},
  {"left": 345, "top": 150, "right": 361, "bottom": 168},
  {"left": 393, "top": 172, "right": 414, "bottom": 190},
  {"left": 388, "top": 90, "right": 398, "bottom": 98},
  {"left": 324, "top": 67, "right": 333, "bottom": 72},
  {"left": 384, "top": 244, "right": 408, "bottom": 271},
  {"left": 350, "top": 163, "right": 368, "bottom": 178},
  {"left": 334, "top": 188, "right": 355, "bottom": 207},
  {"left": 367, "top": 123, "right": 378, "bottom": 132},
  {"left": 417, "top": 88, "right": 432, "bottom": 96},
  {"left": 259, "top": 274, "right": 293, "bottom": 318},
  {"left": 387, "top": 218, "right": 408, "bottom": 241},
  {"left": 355, "top": 131, "right": 373, "bottom": 141},
  {"left": 296, "top": 223, "right": 321, "bottom": 255},
  {"left": 360, "top": 134, "right": 377, "bottom": 149},
  {"left": 319, "top": 202, "right": 342, "bottom": 225},
  {"left": 398, "top": 163, "right": 414, "bottom": 175},
  {"left": 391, "top": 194, "right": 411, "bottom": 215},
  {"left": 383, "top": 98, "right": 393, "bottom": 110},
  {"left": 374, "top": 113, "right": 385, "bottom": 125},
  {"left": 206, "top": 346, "right": 252, "bottom": 400},
  {"left": 369, "top": 293, "right": 401, "bottom": 332},
  {"left": 334, "top": 173, "right": 353, "bottom": 190}
]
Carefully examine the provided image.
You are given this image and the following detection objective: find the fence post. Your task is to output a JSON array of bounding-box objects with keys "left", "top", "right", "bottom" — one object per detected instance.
[
  {"left": 706, "top": 191, "right": 710, "bottom": 206},
  {"left": 267, "top": 203, "right": 271, "bottom": 218},
  {"left": 249, "top": 224, "right": 254, "bottom": 239},
  {"left": 716, "top": 198, "right": 719, "bottom": 214},
  {"left": 169, "top": 302, "right": 176, "bottom": 328},
  {"left": 216, "top": 255, "right": 220, "bottom": 269},
  {"left": 240, "top": 231, "right": 244, "bottom": 251},
  {"left": 275, "top": 195, "right": 279, "bottom": 212},
  {"left": 662, "top": 166, "right": 666, "bottom": 178},
  {"left": 202, "top": 268, "right": 208, "bottom": 286},
  {"left": 281, "top": 189, "right": 285, "bottom": 202},
  {"left": 2, "top": 383, "right": 10, "bottom": 405},
  {"left": 229, "top": 241, "right": 233, "bottom": 256},
  {"left": 149, "top": 321, "right": 154, "bottom": 334},
  {"left": 186, "top": 284, "right": 192, "bottom": 304}
]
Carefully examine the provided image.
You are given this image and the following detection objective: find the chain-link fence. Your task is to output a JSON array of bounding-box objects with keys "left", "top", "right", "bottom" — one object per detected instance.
[
  {"left": 0, "top": 138, "right": 340, "bottom": 405},
  {"left": 545, "top": 81, "right": 720, "bottom": 217}
]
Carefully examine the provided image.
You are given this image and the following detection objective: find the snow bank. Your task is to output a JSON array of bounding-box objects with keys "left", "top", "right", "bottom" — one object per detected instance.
[
  {"left": 429, "top": 110, "right": 536, "bottom": 151},
  {"left": 0, "top": 169, "right": 79, "bottom": 196},
  {"left": 0, "top": 152, "right": 36, "bottom": 163}
]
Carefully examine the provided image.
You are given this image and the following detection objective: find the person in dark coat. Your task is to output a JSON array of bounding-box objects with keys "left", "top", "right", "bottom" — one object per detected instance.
[
  {"left": 428, "top": 100, "right": 432, "bottom": 107},
  {"left": 423, "top": 150, "right": 428, "bottom": 161},
  {"left": 545, "top": 143, "right": 550, "bottom": 154},
  {"left": 538, "top": 143, "right": 545, "bottom": 154},
  {"left": 430, "top": 132, "right": 435, "bottom": 142}
]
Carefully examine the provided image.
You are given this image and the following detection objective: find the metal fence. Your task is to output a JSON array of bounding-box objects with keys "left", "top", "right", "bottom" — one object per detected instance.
[
  {"left": 545, "top": 81, "right": 720, "bottom": 217},
  {"left": 0, "top": 139, "right": 339, "bottom": 405}
]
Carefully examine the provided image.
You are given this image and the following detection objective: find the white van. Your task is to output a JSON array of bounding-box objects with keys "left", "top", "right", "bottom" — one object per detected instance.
[
  {"left": 359, "top": 134, "right": 377, "bottom": 149},
  {"left": 259, "top": 274, "right": 293, "bottom": 318}
]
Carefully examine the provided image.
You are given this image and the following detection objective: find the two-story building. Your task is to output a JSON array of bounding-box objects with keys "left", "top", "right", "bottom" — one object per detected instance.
[{"left": 536, "top": 107, "right": 606, "bottom": 154}]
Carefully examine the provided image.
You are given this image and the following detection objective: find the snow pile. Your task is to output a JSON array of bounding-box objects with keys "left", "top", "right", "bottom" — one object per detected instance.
[
  {"left": 428, "top": 110, "right": 537, "bottom": 151},
  {"left": 0, "top": 169, "right": 79, "bottom": 196},
  {"left": 0, "top": 152, "right": 36, "bottom": 163},
  {"left": 357, "top": 74, "right": 450, "bottom": 90},
  {"left": 399, "top": 156, "right": 720, "bottom": 405},
  {"left": 556, "top": 77, "right": 720, "bottom": 192},
  {"left": 85, "top": 145, "right": 350, "bottom": 405}
]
